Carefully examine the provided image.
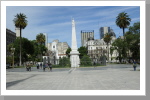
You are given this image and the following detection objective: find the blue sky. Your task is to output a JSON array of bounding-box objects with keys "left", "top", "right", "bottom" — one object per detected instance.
[{"left": 6, "top": 6, "right": 140, "bottom": 47}]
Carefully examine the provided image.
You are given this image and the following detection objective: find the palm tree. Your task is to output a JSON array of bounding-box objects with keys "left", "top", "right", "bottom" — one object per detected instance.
[
  {"left": 36, "top": 33, "right": 45, "bottom": 45},
  {"left": 36, "top": 33, "right": 46, "bottom": 61},
  {"left": 13, "top": 13, "right": 28, "bottom": 66},
  {"left": 104, "top": 33, "right": 112, "bottom": 63},
  {"left": 116, "top": 12, "right": 131, "bottom": 36}
]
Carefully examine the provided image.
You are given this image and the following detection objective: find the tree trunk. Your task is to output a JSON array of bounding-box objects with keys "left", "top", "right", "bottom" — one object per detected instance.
[
  {"left": 122, "top": 27, "right": 125, "bottom": 39},
  {"left": 123, "top": 27, "right": 125, "bottom": 36},
  {"left": 19, "top": 27, "right": 22, "bottom": 66}
]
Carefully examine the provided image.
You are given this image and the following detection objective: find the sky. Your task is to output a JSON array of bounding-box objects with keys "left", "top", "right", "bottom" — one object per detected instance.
[{"left": 6, "top": 6, "right": 140, "bottom": 47}]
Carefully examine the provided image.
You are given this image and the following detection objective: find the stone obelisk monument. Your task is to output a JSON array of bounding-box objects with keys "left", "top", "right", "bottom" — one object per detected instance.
[{"left": 70, "top": 18, "right": 80, "bottom": 67}]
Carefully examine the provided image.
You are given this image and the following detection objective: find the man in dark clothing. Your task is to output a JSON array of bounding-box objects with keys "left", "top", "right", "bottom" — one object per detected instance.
[
  {"left": 133, "top": 60, "right": 137, "bottom": 71},
  {"left": 36, "top": 63, "right": 39, "bottom": 69},
  {"left": 48, "top": 63, "right": 52, "bottom": 72},
  {"left": 40, "top": 63, "right": 42, "bottom": 69},
  {"left": 43, "top": 64, "right": 46, "bottom": 72}
]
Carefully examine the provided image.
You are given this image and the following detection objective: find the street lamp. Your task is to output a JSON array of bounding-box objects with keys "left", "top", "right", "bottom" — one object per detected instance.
[{"left": 11, "top": 48, "right": 15, "bottom": 68}]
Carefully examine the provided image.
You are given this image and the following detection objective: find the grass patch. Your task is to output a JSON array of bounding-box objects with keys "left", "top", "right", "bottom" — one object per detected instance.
[{"left": 52, "top": 65, "right": 71, "bottom": 68}]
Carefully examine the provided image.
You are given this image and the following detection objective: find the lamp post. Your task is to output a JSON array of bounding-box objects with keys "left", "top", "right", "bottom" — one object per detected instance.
[{"left": 11, "top": 48, "right": 15, "bottom": 68}]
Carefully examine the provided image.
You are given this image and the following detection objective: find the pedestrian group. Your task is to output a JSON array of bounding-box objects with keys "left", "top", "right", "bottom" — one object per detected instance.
[{"left": 26, "top": 62, "right": 53, "bottom": 72}]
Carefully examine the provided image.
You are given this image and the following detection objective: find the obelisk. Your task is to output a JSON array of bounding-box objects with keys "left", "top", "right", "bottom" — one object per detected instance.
[{"left": 70, "top": 18, "right": 80, "bottom": 67}]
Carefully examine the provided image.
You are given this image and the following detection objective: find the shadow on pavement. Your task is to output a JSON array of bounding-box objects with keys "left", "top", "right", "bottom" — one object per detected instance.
[{"left": 6, "top": 75, "right": 36, "bottom": 89}]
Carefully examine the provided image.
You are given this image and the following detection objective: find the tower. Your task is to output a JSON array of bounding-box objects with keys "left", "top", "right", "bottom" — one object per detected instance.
[
  {"left": 81, "top": 30, "right": 94, "bottom": 46},
  {"left": 70, "top": 19, "right": 80, "bottom": 67},
  {"left": 100, "top": 27, "right": 110, "bottom": 39}
]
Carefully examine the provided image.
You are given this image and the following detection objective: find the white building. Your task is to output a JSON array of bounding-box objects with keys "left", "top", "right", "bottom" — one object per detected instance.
[
  {"left": 47, "top": 40, "right": 69, "bottom": 64},
  {"left": 86, "top": 36, "right": 118, "bottom": 63}
]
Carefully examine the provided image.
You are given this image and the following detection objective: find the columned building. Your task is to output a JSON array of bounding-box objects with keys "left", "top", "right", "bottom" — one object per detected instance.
[
  {"left": 6, "top": 28, "right": 16, "bottom": 56},
  {"left": 81, "top": 30, "right": 94, "bottom": 46}
]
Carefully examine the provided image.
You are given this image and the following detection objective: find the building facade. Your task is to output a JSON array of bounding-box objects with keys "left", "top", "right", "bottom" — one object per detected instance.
[
  {"left": 6, "top": 28, "right": 16, "bottom": 56},
  {"left": 86, "top": 36, "right": 118, "bottom": 63},
  {"left": 81, "top": 30, "right": 94, "bottom": 46},
  {"left": 47, "top": 40, "right": 69, "bottom": 64}
]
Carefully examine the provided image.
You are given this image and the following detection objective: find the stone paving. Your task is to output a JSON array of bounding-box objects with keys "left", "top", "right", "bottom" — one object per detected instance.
[{"left": 6, "top": 64, "right": 140, "bottom": 90}]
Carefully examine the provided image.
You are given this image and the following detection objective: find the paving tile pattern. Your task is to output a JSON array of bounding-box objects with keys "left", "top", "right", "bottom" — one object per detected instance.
[{"left": 6, "top": 64, "right": 140, "bottom": 90}]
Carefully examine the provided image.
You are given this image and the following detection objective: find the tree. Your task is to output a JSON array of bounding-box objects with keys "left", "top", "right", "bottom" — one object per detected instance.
[
  {"left": 7, "top": 43, "right": 14, "bottom": 54},
  {"left": 36, "top": 33, "right": 45, "bottom": 45},
  {"left": 13, "top": 13, "right": 28, "bottom": 66},
  {"left": 80, "top": 55, "right": 92, "bottom": 66},
  {"left": 78, "top": 46, "right": 88, "bottom": 59},
  {"left": 125, "top": 22, "right": 140, "bottom": 61},
  {"left": 12, "top": 37, "right": 34, "bottom": 64},
  {"left": 66, "top": 47, "right": 71, "bottom": 57},
  {"left": 36, "top": 33, "right": 46, "bottom": 61},
  {"left": 112, "top": 38, "right": 127, "bottom": 63},
  {"left": 59, "top": 57, "right": 70, "bottom": 67},
  {"left": 30, "top": 40, "right": 40, "bottom": 62},
  {"left": 116, "top": 12, "right": 131, "bottom": 36},
  {"left": 103, "top": 33, "right": 112, "bottom": 63},
  {"left": 128, "top": 22, "right": 140, "bottom": 34},
  {"left": 110, "top": 46, "right": 115, "bottom": 62},
  {"left": 6, "top": 56, "right": 13, "bottom": 65}
]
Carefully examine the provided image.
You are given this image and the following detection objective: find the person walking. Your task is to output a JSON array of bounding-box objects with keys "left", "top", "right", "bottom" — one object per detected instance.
[
  {"left": 133, "top": 59, "right": 137, "bottom": 71},
  {"left": 29, "top": 63, "right": 32, "bottom": 71},
  {"left": 36, "top": 63, "right": 39, "bottom": 69},
  {"left": 49, "top": 63, "right": 52, "bottom": 72},
  {"left": 26, "top": 63, "right": 29, "bottom": 71},
  {"left": 43, "top": 64, "right": 46, "bottom": 72},
  {"left": 40, "top": 63, "right": 42, "bottom": 69}
]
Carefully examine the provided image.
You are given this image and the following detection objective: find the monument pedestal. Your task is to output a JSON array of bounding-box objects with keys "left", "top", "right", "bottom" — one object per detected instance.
[{"left": 70, "top": 51, "right": 80, "bottom": 67}]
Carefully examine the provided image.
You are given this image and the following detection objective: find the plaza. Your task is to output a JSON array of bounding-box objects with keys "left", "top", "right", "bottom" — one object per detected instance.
[{"left": 6, "top": 64, "right": 140, "bottom": 90}]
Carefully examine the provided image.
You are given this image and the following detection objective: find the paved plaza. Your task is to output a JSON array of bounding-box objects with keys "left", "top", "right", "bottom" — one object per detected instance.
[{"left": 6, "top": 64, "right": 140, "bottom": 90}]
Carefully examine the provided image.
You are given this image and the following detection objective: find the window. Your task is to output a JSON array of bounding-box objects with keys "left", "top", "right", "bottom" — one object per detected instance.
[{"left": 53, "top": 46, "right": 55, "bottom": 48}]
